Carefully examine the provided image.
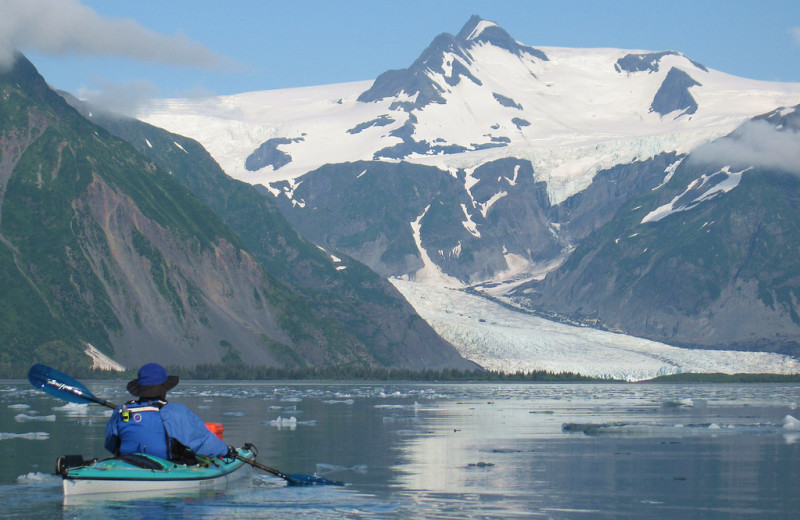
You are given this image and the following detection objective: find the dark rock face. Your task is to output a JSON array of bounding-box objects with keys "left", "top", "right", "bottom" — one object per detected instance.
[
  {"left": 266, "top": 155, "right": 680, "bottom": 286},
  {"left": 650, "top": 68, "right": 702, "bottom": 117},
  {"left": 615, "top": 51, "right": 708, "bottom": 74},
  {"left": 245, "top": 137, "right": 303, "bottom": 171}
]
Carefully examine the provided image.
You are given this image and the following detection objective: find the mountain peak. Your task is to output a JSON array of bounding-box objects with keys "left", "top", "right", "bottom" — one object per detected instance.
[
  {"left": 357, "top": 16, "right": 547, "bottom": 106},
  {"left": 456, "top": 15, "right": 548, "bottom": 60},
  {"left": 457, "top": 15, "right": 497, "bottom": 41}
]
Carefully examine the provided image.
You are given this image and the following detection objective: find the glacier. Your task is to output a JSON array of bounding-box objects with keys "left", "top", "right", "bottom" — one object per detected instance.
[{"left": 391, "top": 279, "right": 800, "bottom": 382}]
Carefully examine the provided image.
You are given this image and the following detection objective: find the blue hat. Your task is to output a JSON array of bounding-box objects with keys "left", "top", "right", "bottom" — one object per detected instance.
[{"left": 126, "top": 363, "right": 179, "bottom": 397}]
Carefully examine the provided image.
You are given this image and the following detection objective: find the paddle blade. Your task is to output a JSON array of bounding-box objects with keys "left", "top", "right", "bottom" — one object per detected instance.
[
  {"left": 236, "top": 454, "right": 346, "bottom": 486},
  {"left": 28, "top": 364, "right": 105, "bottom": 406}
]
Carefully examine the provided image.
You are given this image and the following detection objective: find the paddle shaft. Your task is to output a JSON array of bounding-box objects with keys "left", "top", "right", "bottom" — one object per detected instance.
[
  {"left": 91, "top": 395, "right": 115, "bottom": 409},
  {"left": 52, "top": 382, "right": 115, "bottom": 409},
  {"left": 236, "top": 455, "right": 290, "bottom": 480}
]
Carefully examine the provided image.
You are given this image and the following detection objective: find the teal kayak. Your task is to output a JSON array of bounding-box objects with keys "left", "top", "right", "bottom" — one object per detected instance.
[{"left": 60, "top": 447, "right": 255, "bottom": 498}]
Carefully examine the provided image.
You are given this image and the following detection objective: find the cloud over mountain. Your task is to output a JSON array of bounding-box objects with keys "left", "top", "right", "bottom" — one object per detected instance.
[
  {"left": 690, "top": 119, "right": 800, "bottom": 175},
  {"left": 0, "top": 0, "right": 225, "bottom": 69},
  {"left": 75, "top": 78, "right": 160, "bottom": 117}
]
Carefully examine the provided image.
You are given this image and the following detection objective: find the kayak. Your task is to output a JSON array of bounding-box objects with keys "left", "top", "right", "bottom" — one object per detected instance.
[
  {"left": 59, "top": 447, "right": 255, "bottom": 498},
  {"left": 25, "top": 365, "right": 343, "bottom": 496}
]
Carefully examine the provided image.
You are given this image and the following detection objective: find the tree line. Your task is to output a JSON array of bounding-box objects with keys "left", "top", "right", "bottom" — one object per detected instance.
[{"left": 47, "top": 364, "right": 602, "bottom": 382}]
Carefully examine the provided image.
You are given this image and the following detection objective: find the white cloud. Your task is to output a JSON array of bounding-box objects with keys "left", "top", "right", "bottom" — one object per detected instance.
[
  {"left": 690, "top": 119, "right": 800, "bottom": 175},
  {"left": 0, "top": 0, "right": 225, "bottom": 69},
  {"left": 77, "top": 79, "right": 160, "bottom": 117}
]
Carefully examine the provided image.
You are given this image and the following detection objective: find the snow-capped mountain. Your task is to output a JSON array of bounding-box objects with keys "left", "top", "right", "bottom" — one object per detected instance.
[
  {"left": 140, "top": 16, "right": 799, "bottom": 204},
  {"left": 138, "top": 16, "right": 800, "bottom": 281},
  {"left": 135, "top": 16, "right": 800, "bottom": 370}
]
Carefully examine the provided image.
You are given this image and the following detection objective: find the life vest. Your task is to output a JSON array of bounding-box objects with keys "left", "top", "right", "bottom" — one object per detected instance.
[{"left": 115, "top": 399, "right": 170, "bottom": 460}]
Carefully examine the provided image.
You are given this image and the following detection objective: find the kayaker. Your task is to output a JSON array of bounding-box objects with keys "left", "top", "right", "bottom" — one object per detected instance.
[{"left": 105, "top": 363, "right": 235, "bottom": 461}]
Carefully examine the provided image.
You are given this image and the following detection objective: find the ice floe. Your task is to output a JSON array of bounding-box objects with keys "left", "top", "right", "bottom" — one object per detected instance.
[
  {"left": 262, "top": 416, "right": 318, "bottom": 430},
  {"left": 52, "top": 402, "right": 91, "bottom": 417},
  {"left": 15, "top": 472, "right": 61, "bottom": 485},
  {"left": 783, "top": 415, "right": 800, "bottom": 430},
  {"left": 0, "top": 432, "right": 50, "bottom": 440},
  {"left": 14, "top": 413, "right": 55, "bottom": 422}
]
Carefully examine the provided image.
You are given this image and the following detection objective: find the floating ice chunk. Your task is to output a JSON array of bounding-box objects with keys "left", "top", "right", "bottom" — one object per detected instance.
[
  {"left": 0, "top": 432, "right": 50, "bottom": 440},
  {"left": 223, "top": 411, "right": 246, "bottom": 417},
  {"left": 53, "top": 402, "right": 90, "bottom": 416},
  {"left": 379, "top": 391, "right": 405, "bottom": 398},
  {"left": 16, "top": 472, "right": 61, "bottom": 485},
  {"left": 15, "top": 413, "right": 55, "bottom": 422},
  {"left": 53, "top": 402, "right": 86, "bottom": 411},
  {"left": 8, "top": 404, "right": 30, "bottom": 410},
  {"left": 266, "top": 416, "right": 298, "bottom": 430},
  {"left": 323, "top": 399, "right": 354, "bottom": 405},
  {"left": 783, "top": 415, "right": 800, "bottom": 430},
  {"left": 263, "top": 416, "right": 315, "bottom": 427}
]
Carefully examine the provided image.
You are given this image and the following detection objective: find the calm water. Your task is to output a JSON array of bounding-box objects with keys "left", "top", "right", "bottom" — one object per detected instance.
[{"left": 1, "top": 381, "right": 798, "bottom": 519}]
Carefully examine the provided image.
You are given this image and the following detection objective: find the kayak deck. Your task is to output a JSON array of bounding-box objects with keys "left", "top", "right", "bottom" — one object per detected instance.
[{"left": 61, "top": 447, "right": 255, "bottom": 497}]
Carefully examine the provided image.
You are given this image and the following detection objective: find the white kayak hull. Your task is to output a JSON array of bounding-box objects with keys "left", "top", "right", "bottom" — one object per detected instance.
[{"left": 61, "top": 449, "right": 254, "bottom": 499}]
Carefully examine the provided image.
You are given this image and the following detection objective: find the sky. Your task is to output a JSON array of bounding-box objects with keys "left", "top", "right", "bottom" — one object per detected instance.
[{"left": 3, "top": 0, "right": 800, "bottom": 108}]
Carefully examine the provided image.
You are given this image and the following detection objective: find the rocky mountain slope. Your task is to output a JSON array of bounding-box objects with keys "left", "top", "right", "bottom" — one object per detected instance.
[
  {"left": 515, "top": 106, "right": 800, "bottom": 355},
  {"left": 0, "top": 54, "right": 471, "bottom": 376}
]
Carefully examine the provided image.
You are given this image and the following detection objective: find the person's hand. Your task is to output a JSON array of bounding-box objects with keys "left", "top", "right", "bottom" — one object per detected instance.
[{"left": 227, "top": 445, "right": 238, "bottom": 458}]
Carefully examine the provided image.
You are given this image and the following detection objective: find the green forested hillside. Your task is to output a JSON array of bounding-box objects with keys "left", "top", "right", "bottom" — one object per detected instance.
[{"left": 0, "top": 54, "right": 471, "bottom": 376}]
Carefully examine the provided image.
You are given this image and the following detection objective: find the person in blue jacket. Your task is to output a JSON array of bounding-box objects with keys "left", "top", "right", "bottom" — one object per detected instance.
[{"left": 105, "top": 363, "right": 234, "bottom": 461}]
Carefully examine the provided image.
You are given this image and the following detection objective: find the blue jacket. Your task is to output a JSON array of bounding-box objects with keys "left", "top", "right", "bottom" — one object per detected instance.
[{"left": 105, "top": 399, "right": 228, "bottom": 459}]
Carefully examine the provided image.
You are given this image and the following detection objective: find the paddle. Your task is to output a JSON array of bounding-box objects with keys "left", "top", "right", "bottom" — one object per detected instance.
[
  {"left": 28, "top": 364, "right": 117, "bottom": 409},
  {"left": 27, "top": 364, "right": 344, "bottom": 486}
]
